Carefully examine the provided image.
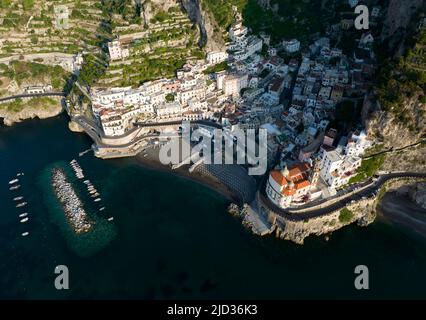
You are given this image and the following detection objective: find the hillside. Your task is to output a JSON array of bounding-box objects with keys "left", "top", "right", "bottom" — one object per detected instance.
[{"left": 366, "top": 5, "right": 426, "bottom": 172}]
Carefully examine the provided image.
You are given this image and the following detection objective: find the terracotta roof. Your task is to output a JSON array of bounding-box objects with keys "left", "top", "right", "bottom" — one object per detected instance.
[
  {"left": 295, "top": 180, "right": 311, "bottom": 190},
  {"left": 271, "top": 170, "right": 287, "bottom": 187},
  {"left": 288, "top": 163, "right": 310, "bottom": 181},
  {"left": 282, "top": 188, "right": 295, "bottom": 196}
]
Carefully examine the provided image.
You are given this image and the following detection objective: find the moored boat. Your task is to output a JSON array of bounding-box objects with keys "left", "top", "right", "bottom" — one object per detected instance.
[
  {"left": 16, "top": 202, "right": 27, "bottom": 208},
  {"left": 20, "top": 217, "right": 29, "bottom": 223},
  {"left": 19, "top": 213, "right": 28, "bottom": 218},
  {"left": 9, "top": 185, "right": 20, "bottom": 191},
  {"left": 13, "top": 196, "right": 24, "bottom": 201},
  {"left": 21, "top": 232, "right": 29, "bottom": 237},
  {"left": 9, "top": 179, "right": 19, "bottom": 185}
]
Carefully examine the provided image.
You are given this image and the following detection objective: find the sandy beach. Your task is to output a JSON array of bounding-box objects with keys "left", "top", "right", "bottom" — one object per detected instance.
[
  {"left": 135, "top": 145, "right": 242, "bottom": 204},
  {"left": 378, "top": 192, "right": 426, "bottom": 238}
]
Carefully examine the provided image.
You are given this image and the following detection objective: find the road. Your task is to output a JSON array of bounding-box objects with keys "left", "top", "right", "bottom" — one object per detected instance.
[
  {"left": 0, "top": 92, "right": 65, "bottom": 103},
  {"left": 260, "top": 172, "right": 426, "bottom": 221}
]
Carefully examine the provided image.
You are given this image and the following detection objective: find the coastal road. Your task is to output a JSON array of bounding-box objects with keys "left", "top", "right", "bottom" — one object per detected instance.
[
  {"left": 0, "top": 92, "right": 65, "bottom": 103},
  {"left": 260, "top": 172, "right": 426, "bottom": 221}
]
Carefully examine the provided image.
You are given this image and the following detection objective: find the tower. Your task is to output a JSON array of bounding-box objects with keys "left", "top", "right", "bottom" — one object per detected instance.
[{"left": 310, "top": 158, "right": 321, "bottom": 187}]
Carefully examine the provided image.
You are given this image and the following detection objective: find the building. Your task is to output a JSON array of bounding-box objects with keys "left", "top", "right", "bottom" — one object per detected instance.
[
  {"left": 54, "top": 5, "right": 70, "bottom": 30},
  {"left": 283, "top": 39, "right": 301, "bottom": 53},
  {"left": 323, "top": 128, "right": 338, "bottom": 147},
  {"left": 319, "top": 147, "right": 362, "bottom": 189},
  {"left": 224, "top": 73, "right": 248, "bottom": 98},
  {"left": 108, "top": 40, "right": 130, "bottom": 61},
  {"left": 266, "top": 163, "right": 313, "bottom": 208},
  {"left": 345, "top": 130, "right": 372, "bottom": 157},
  {"left": 207, "top": 51, "right": 228, "bottom": 65}
]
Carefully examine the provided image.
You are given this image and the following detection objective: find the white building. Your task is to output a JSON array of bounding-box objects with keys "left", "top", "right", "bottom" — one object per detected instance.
[
  {"left": 108, "top": 40, "right": 130, "bottom": 61},
  {"left": 266, "top": 163, "right": 314, "bottom": 208},
  {"left": 283, "top": 39, "right": 301, "bottom": 53},
  {"left": 345, "top": 130, "right": 372, "bottom": 157},
  {"left": 207, "top": 51, "right": 228, "bottom": 65},
  {"left": 319, "top": 148, "right": 362, "bottom": 189}
]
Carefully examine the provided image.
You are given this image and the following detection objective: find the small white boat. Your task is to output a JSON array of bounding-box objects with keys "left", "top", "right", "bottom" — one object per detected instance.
[
  {"left": 13, "top": 196, "right": 24, "bottom": 201},
  {"left": 9, "top": 179, "right": 19, "bottom": 185},
  {"left": 20, "top": 218, "right": 29, "bottom": 223},
  {"left": 21, "top": 232, "right": 29, "bottom": 237},
  {"left": 94, "top": 198, "right": 101, "bottom": 202},
  {"left": 99, "top": 207, "right": 106, "bottom": 211},
  {"left": 84, "top": 180, "right": 90, "bottom": 184},
  {"left": 19, "top": 213, "right": 28, "bottom": 218},
  {"left": 10, "top": 185, "right": 20, "bottom": 191},
  {"left": 108, "top": 217, "right": 114, "bottom": 222},
  {"left": 16, "top": 202, "right": 27, "bottom": 208}
]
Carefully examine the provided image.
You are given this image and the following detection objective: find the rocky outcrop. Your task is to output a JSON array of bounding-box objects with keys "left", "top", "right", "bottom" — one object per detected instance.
[
  {"left": 141, "top": 0, "right": 180, "bottom": 26},
  {"left": 381, "top": 0, "right": 424, "bottom": 54},
  {"left": 411, "top": 183, "right": 426, "bottom": 209},
  {"left": 181, "top": 0, "right": 226, "bottom": 51},
  {"left": 0, "top": 97, "right": 63, "bottom": 126},
  {"left": 366, "top": 96, "right": 426, "bottom": 149},
  {"left": 68, "top": 120, "right": 85, "bottom": 133},
  {"left": 394, "top": 182, "right": 426, "bottom": 210}
]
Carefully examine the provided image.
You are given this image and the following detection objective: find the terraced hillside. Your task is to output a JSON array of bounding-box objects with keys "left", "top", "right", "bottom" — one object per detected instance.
[
  {"left": 98, "top": 2, "right": 203, "bottom": 88},
  {"left": 0, "top": 0, "right": 107, "bottom": 56},
  {"left": 0, "top": 0, "right": 109, "bottom": 97}
]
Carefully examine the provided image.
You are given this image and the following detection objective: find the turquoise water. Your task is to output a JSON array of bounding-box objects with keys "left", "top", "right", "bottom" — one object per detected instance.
[{"left": 1, "top": 115, "right": 426, "bottom": 299}]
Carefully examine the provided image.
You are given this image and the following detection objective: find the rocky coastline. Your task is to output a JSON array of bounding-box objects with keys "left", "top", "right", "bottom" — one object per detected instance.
[{"left": 0, "top": 97, "right": 63, "bottom": 126}]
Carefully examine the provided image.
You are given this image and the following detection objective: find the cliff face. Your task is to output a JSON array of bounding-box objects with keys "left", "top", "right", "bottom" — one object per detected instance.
[
  {"left": 381, "top": 0, "right": 424, "bottom": 55},
  {"left": 181, "top": 0, "right": 226, "bottom": 51},
  {"left": 142, "top": 0, "right": 180, "bottom": 25},
  {"left": 366, "top": 1, "right": 426, "bottom": 172},
  {"left": 0, "top": 97, "right": 63, "bottom": 126},
  {"left": 366, "top": 96, "right": 426, "bottom": 148}
]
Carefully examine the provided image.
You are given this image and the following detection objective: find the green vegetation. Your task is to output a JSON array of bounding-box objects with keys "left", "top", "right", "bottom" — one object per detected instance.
[
  {"left": 77, "top": 54, "right": 107, "bottom": 87},
  {"left": 165, "top": 93, "right": 175, "bottom": 102},
  {"left": 202, "top": 0, "right": 247, "bottom": 30},
  {"left": 203, "top": 61, "right": 228, "bottom": 74},
  {"left": 203, "top": 0, "right": 342, "bottom": 43},
  {"left": 151, "top": 10, "right": 172, "bottom": 24},
  {"left": 101, "top": 0, "right": 141, "bottom": 24},
  {"left": 339, "top": 208, "right": 354, "bottom": 223},
  {"left": 349, "top": 152, "right": 385, "bottom": 184},
  {"left": 0, "top": 96, "right": 58, "bottom": 113},
  {"left": 0, "top": 61, "right": 69, "bottom": 90},
  {"left": 22, "top": 0, "right": 35, "bottom": 10},
  {"left": 376, "top": 28, "right": 426, "bottom": 131}
]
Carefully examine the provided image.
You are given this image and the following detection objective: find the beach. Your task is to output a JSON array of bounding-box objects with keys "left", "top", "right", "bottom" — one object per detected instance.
[
  {"left": 378, "top": 192, "right": 426, "bottom": 238},
  {"left": 136, "top": 145, "right": 243, "bottom": 204}
]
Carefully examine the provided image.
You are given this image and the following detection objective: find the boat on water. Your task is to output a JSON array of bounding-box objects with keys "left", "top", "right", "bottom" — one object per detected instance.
[
  {"left": 94, "top": 198, "right": 101, "bottom": 202},
  {"left": 84, "top": 180, "right": 90, "bottom": 184},
  {"left": 19, "top": 213, "right": 28, "bottom": 218},
  {"left": 21, "top": 232, "right": 29, "bottom": 237},
  {"left": 99, "top": 207, "right": 106, "bottom": 211},
  {"left": 92, "top": 193, "right": 100, "bottom": 198},
  {"left": 10, "top": 185, "right": 20, "bottom": 191},
  {"left": 13, "top": 196, "right": 24, "bottom": 201},
  {"left": 20, "top": 217, "right": 29, "bottom": 223},
  {"left": 108, "top": 217, "right": 114, "bottom": 222},
  {"left": 9, "top": 179, "right": 19, "bottom": 185},
  {"left": 16, "top": 202, "right": 27, "bottom": 208}
]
